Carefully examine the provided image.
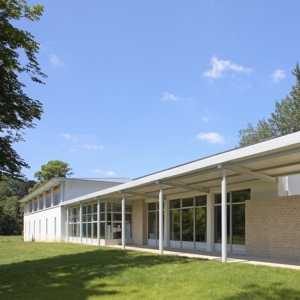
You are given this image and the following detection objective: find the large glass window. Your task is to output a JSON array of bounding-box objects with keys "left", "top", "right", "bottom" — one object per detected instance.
[
  {"left": 169, "top": 196, "right": 207, "bottom": 244},
  {"left": 214, "top": 189, "right": 250, "bottom": 245}
]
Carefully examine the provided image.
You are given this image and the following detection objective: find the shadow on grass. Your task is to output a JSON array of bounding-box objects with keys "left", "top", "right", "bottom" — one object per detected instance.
[
  {"left": 224, "top": 282, "right": 300, "bottom": 300},
  {"left": 0, "top": 246, "right": 193, "bottom": 300}
]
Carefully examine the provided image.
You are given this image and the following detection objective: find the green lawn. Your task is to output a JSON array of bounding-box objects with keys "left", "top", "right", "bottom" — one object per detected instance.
[{"left": 1, "top": 236, "right": 300, "bottom": 300}]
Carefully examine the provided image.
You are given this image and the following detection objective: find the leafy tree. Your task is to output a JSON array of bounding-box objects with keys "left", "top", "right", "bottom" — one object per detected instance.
[
  {"left": 0, "top": 177, "right": 23, "bottom": 235},
  {"left": 29, "top": 160, "right": 73, "bottom": 192},
  {"left": 0, "top": 0, "right": 46, "bottom": 181},
  {"left": 238, "top": 63, "right": 300, "bottom": 146}
]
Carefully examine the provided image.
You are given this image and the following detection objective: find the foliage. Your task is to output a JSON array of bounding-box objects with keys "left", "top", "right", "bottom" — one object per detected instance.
[
  {"left": 0, "top": 0, "right": 46, "bottom": 180},
  {"left": 0, "top": 177, "right": 23, "bottom": 235},
  {"left": 238, "top": 62, "right": 300, "bottom": 146},
  {"left": 29, "top": 160, "right": 73, "bottom": 192},
  {"left": 1, "top": 242, "right": 300, "bottom": 299}
]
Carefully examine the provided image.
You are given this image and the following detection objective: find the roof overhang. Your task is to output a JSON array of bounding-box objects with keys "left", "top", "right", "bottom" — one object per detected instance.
[{"left": 61, "top": 131, "right": 300, "bottom": 206}]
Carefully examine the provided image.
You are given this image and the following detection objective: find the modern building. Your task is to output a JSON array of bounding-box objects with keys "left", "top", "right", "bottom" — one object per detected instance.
[{"left": 21, "top": 132, "right": 300, "bottom": 262}]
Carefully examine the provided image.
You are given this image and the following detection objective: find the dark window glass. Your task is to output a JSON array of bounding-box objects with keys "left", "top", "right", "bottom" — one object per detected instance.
[
  {"left": 93, "top": 204, "right": 97, "bottom": 213},
  {"left": 232, "top": 203, "right": 245, "bottom": 245},
  {"left": 87, "top": 205, "right": 92, "bottom": 214},
  {"left": 125, "top": 214, "right": 132, "bottom": 222},
  {"left": 148, "top": 212, "right": 157, "bottom": 239},
  {"left": 100, "top": 212, "right": 105, "bottom": 221},
  {"left": 113, "top": 202, "right": 121, "bottom": 212},
  {"left": 82, "top": 223, "right": 87, "bottom": 238},
  {"left": 107, "top": 213, "right": 111, "bottom": 221},
  {"left": 195, "top": 207, "right": 206, "bottom": 242},
  {"left": 107, "top": 202, "right": 112, "bottom": 212},
  {"left": 170, "top": 199, "right": 180, "bottom": 209},
  {"left": 170, "top": 210, "right": 180, "bottom": 240},
  {"left": 100, "top": 202, "right": 105, "bottom": 212},
  {"left": 82, "top": 206, "right": 87, "bottom": 215},
  {"left": 113, "top": 213, "right": 122, "bottom": 221},
  {"left": 182, "top": 208, "right": 193, "bottom": 241},
  {"left": 113, "top": 223, "right": 122, "bottom": 239},
  {"left": 125, "top": 204, "right": 132, "bottom": 212},
  {"left": 182, "top": 198, "right": 194, "bottom": 208},
  {"left": 87, "top": 223, "right": 91, "bottom": 238},
  {"left": 214, "top": 205, "right": 230, "bottom": 243},
  {"left": 148, "top": 202, "right": 156, "bottom": 211},
  {"left": 232, "top": 189, "right": 251, "bottom": 203},
  {"left": 195, "top": 195, "right": 207, "bottom": 207},
  {"left": 215, "top": 193, "right": 230, "bottom": 204},
  {"left": 93, "top": 223, "right": 97, "bottom": 239},
  {"left": 100, "top": 223, "right": 105, "bottom": 239}
]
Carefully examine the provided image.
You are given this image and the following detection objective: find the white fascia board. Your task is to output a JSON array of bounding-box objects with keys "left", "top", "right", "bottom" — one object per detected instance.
[{"left": 61, "top": 132, "right": 300, "bottom": 206}]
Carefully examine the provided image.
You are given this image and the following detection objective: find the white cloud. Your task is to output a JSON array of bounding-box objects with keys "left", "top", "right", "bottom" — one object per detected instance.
[
  {"left": 162, "top": 92, "right": 180, "bottom": 101},
  {"left": 92, "top": 169, "right": 103, "bottom": 174},
  {"left": 203, "top": 56, "right": 253, "bottom": 78},
  {"left": 162, "top": 92, "right": 192, "bottom": 101},
  {"left": 197, "top": 132, "right": 224, "bottom": 144},
  {"left": 50, "top": 54, "right": 65, "bottom": 67},
  {"left": 106, "top": 171, "right": 116, "bottom": 176},
  {"left": 271, "top": 69, "right": 286, "bottom": 83},
  {"left": 61, "top": 133, "right": 78, "bottom": 141},
  {"left": 83, "top": 144, "right": 104, "bottom": 150}
]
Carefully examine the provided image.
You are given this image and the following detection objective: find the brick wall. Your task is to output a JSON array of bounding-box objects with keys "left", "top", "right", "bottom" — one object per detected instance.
[
  {"left": 246, "top": 195, "right": 300, "bottom": 261},
  {"left": 132, "top": 200, "right": 147, "bottom": 245}
]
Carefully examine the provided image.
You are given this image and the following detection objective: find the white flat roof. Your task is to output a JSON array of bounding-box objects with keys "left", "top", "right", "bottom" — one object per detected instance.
[{"left": 62, "top": 131, "right": 300, "bottom": 206}]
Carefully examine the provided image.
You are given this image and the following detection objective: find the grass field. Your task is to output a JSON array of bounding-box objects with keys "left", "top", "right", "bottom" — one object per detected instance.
[{"left": 1, "top": 236, "right": 300, "bottom": 300}]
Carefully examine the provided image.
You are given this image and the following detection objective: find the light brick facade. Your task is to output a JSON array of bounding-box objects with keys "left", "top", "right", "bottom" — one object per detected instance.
[
  {"left": 246, "top": 195, "right": 300, "bottom": 261},
  {"left": 132, "top": 200, "right": 147, "bottom": 245}
]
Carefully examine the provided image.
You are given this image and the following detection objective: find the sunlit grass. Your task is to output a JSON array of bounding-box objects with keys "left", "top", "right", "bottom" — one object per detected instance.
[{"left": 0, "top": 236, "right": 300, "bottom": 299}]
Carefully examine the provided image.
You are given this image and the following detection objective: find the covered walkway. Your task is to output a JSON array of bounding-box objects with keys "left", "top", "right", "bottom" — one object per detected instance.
[{"left": 108, "top": 244, "right": 300, "bottom": 270}]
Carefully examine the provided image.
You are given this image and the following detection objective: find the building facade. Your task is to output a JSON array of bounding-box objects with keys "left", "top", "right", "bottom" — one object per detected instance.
[{"left": 21, "top": 132, "right": 300, "bottom": 262}]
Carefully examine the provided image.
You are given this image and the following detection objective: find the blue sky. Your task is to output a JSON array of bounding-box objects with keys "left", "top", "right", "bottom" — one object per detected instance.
[{"left": 14, "top": 0, "right": 300, "bottom": 180}]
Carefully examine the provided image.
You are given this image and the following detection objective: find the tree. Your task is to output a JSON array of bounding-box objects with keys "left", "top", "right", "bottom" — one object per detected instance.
[
  {"left": 0, "top": 177, "right": 23, "bottom": 235},
  {"left": 238, "top": 63, "right": 300, "bottom": 146},
  {"left": 0, "top": 0, "right": 46, "bottom": 181},
  {"left": 29, "top": 160, "right": 73, "bottom": 192}
]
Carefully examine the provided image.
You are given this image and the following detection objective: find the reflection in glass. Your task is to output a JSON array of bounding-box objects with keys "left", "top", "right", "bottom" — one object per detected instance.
[
  {"left": 100, "top": 223, "right": 105, "bottom": 239},
  {"left": 93, "top": 223, "right": 97, "bottom": 239},
  {"left": 195, "top": 207, "right": 206, "bottom": 242},
  {"left": 170, "top": 210, "right": 180, "bottom": 241},
  {"left": 232, "top": 203, "right": 245, "bottom": 245},
  {"left": 148, "top": 211, "right": 157, "bottom": 239},
  {"left": 182, "top": 198, "right": 193, "bottom": 207},
  {"left": 182, "top": 208, "right": 193, "bottom": 241},
  {"left": 214, "top": 206, "right": 230, "bottom": 243}
]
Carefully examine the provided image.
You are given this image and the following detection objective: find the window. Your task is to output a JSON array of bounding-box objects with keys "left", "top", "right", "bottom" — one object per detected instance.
[
  {"left": 169, "top": 196, "right": 207, "bottom": 244},
  {"left": 214, "top": 189, "right": 250, "bottom": 246}
]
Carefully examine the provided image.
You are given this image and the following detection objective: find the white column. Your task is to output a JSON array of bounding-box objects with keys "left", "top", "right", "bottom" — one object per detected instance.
[
  {"left": 60, "top": 181, "right": 65, "bottom": 203},
  {"left": 206, "top": 193, "right": 214, "bottom": 252},
  {"left": 51, "top": 187, "right": 54, "bottom": 207},
  {"left": 159, "top": 182, "right": 164, "bottom": 255},
  {"left": 97, "top": 198, "right": 100, "bottom": 246},
  {"left": 122, "top": 191, "right": 126, "bottom": 250},
  {"left": 80, "top": 202, "right": 82, "bottom": 244},
  {"left": 222, "top": 168, "right": 227, "bottom": 263},
  {"left": 66, "top": 206, "right": 69, "bottom": 243},
  {"left": 164, "top": 199, "right": 170, "bottom": 247}
]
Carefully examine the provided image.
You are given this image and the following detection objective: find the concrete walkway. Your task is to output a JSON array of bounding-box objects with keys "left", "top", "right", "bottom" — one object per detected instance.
[{"left": 108, "top": 244, "right": 300, "bottom": 270}]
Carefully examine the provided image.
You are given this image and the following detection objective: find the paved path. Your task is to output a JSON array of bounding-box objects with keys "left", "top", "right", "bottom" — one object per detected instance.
[{"left": 108, "top": 244, "right": 300, "bottom": 270}]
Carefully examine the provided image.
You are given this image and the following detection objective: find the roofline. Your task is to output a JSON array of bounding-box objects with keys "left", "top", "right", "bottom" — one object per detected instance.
[
  {"left": 19, "top": 177, "right": 130, "bottom": 203},
  {"left": 61, "top": 131, "right": 300, "bottom": 206}
]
